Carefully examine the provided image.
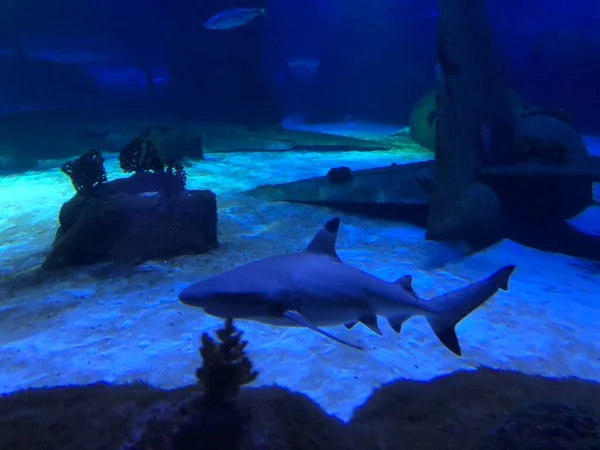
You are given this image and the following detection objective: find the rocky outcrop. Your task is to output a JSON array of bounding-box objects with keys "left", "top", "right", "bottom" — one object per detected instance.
[
  {"left": 43, "top": 182, "right": 218, "bottom": 268},
  {"left": 44, "top": 148, "right": 218, "bottom": 269},
  {"left": 2, "top": 319, "right": 600, "bottom": 450}
]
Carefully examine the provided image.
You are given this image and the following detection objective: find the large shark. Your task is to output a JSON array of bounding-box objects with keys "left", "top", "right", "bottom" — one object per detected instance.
[{"left": 179, "top": 217, "right": 516, "bottom": 355}]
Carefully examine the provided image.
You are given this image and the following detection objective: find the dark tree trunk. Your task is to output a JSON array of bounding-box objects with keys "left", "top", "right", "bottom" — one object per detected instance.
[{"left": 426, "top": 0, "right": 516, "bottom": 246}]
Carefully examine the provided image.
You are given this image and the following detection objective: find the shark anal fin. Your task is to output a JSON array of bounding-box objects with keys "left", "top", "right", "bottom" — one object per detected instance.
[
  {"left": 387, "top": 314, "right": 411, "bottom": 334},
  {"left": 359, "top": 314, "right": 382, "bottom": 336},
  {"left": 284, "top": 310, "right": 364, "bottom": 351}
]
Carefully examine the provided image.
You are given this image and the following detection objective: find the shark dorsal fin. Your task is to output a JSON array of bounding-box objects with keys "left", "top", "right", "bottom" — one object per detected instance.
[
  {"left": 305, "top": 217, "right": 341, "bottom": 261},
  {"left": 395, "top": 275, "right": 417, "bottom": 297}
]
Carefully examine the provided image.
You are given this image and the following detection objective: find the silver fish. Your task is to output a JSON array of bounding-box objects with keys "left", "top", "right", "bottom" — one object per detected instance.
[{"left": 203, "top": 7, "right": 266, "bottom": 30}]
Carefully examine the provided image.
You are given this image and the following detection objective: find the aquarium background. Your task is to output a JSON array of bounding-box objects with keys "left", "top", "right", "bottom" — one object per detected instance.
[{"left": 0, "top": 0, "right": 600, "bottom": 447}]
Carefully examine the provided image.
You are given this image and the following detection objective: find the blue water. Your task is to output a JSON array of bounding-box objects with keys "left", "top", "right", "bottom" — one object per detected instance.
[{"left": 0, "top": 0, "right": 599, "bottom": 432}]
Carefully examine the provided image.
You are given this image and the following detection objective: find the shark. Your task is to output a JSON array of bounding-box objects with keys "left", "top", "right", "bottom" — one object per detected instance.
[{"left": 179, "top": 217, "right": 516, "bottom": 355}]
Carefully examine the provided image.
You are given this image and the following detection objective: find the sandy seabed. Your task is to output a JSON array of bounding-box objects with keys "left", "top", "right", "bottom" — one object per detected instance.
[{"left": 0, "top": 129, "right": 599, "bottom": 422}]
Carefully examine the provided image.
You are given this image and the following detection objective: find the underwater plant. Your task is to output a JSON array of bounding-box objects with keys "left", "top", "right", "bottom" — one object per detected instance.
[
  {"left": 61, "top": 149, "right": 107, "bottom": 195},
  {"left": 160, "top": 157, "right": 188, "bottom": 195},
  {"left": 196, "top": 318, "right": 258, "bottom": 407},
  {"left": 118, "top": 137, "right": 164, "bottom": 173}
]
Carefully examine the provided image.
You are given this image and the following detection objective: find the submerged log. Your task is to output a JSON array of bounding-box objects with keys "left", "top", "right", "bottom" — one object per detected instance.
[{"left": 245, "top": 158, "right": 600, "bottom": 260}]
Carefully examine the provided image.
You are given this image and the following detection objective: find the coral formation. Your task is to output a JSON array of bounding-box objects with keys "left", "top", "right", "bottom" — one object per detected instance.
[
  {"left": 118, "top": 137, "right": 165, "bottom": 174},
  {"left": 60, "top": 149, "right": 107, "bottom": 195},
  {"left": 196, "top": 318, "right": 258, "bottom": 407},
  {"left": 47, "top": 146, "right": 216, "bottom": 268},
  {"left": 157, "top": 158, "right": 188, "bottom": 205},
  {"left": 166, "top": 159, "right": 187, "bottom": 190},
  {"left": 117, "top": 137, "right": 189, "bottom": 204}
]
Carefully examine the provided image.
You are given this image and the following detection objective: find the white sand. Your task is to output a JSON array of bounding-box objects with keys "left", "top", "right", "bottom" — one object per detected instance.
[{"left": 0, "top": 124, "right": 599, "bottom": 422}]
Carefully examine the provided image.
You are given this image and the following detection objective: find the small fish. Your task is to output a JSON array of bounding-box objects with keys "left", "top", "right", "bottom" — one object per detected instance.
[{"left": 203, "top": 7, "right": 266, "bottom": 30}]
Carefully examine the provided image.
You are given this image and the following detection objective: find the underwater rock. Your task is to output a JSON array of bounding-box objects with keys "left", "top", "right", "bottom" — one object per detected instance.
[
  {"left": 247, "top": 159, "right": 600, "bottom": 223},
  {"left": 428, "top": 0, "right": 517, "bottom": 243},
  {"left": 0, "top": 382, "right": 348, "bottom": 450},
  {"left": 408, "top": 89, "right": 438, "bottom": 152},
  {"left": 164, "top": 386, "right": 349, "bottom": 450},
  {"left": 141, "top": 126, "right": 204, "bottom": 162},
  {"left": 130, "top": 318, "right": 349, "bottom": 450},
  {"left": 409, "top": 88, "right": 584, "bottom": 159},
  {"left": 262, "top": 108, "right": 595, "bottom": 225},
  {"left": 490, "top": 115, "right": 593, "bottom": 220},
  {"left": 348, "top": 369, "right": 600, "bottom": 450},
  {"left": 245, "top": 158, "right": 600, "bottom": 259},
  {"left": 3, "top": 361, "right": 600, "bottom": 449},
  {"left": 425, "top": 181, "right": 503, "bottom": 247},
  {"left": 43, "top": 172, "right": 217, "bottom": 268},
  {"left": 0, "top": 319, "right": 350, "bottom": 450},
  {"left": 515, "top": 115, "right": 589, "bottom": 164},
  {"left": 479, "top": 402, "right": 600, "bottom": 450},
  {"left": 327, "top": 166, "right": 353, "bottom": 184},
  {"left": 409, "top": 88, "right": 525, "bottom": 153}
]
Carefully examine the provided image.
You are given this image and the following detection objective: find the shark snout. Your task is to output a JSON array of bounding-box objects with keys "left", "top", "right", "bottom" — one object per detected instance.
[
  {"left": 178, "top": 282, "right": 211, "bottom": 307},
  {"left": 178, "top": 289, "right": 196, "bottom": 306}
]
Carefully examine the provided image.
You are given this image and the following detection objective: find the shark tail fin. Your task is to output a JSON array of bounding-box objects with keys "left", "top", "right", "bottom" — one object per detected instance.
[{"left": 425, "top": 265, "right": 516, "bottom": 356}]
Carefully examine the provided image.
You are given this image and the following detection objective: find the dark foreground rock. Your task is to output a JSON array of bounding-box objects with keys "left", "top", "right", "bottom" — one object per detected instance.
[
  {"left": 1, "top": 369, "right": 599, "bottom": 450},
  {"left": 43, "top": 172, "right": 218, "bottom": 268},
  {"left": 478, "top": 402, "right": 600, "bottom": 450}
]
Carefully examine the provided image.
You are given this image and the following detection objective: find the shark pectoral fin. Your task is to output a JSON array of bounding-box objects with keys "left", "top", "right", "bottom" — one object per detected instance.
[
  {"left": 358, "top": 314, "right": 382, "bottom": 336},
  {"left": 283, "top": 310, "right": 364, "bottom": 351}
]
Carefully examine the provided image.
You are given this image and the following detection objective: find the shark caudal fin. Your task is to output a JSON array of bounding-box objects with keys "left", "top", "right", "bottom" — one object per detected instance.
[{"left": 425, "top": 265, "right": 516, "bottom": 356}]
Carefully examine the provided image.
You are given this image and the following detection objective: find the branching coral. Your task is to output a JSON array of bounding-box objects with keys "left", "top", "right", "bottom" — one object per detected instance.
[
  {"left": 162, "top": 157, "right": 187, "bottom": 195},
  {"left": 196, "top": 318, "right": 258, "bottom": 407},
  {"left": 118, "top": 137, "right": 164, "bottom": 174},
  {"left": 61, "top": 149, "right": 107, "bottom": 195},
  {"left": 119, "top": 138, "right": 188, "bottom": 203}
]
